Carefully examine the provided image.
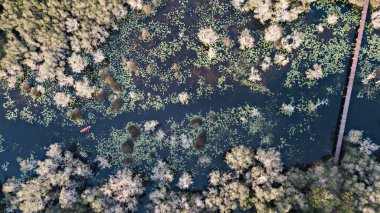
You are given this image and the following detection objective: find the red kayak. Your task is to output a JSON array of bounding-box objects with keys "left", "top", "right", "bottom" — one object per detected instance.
[{"left": 80, "top": 126, "right": 91, "bottom": 133}]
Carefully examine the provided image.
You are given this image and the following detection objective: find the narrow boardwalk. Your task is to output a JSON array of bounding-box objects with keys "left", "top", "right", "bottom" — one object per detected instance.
[{"left": 334, "top": 0, "right": 370, "bottom": 166}]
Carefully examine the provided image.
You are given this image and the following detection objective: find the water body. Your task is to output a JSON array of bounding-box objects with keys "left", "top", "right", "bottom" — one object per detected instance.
[
  {"left": 347, "top": 74, "right": 380, "bottom": 159},
  {"left": 0, "top": 74, "right": 347, "bottom": 182},
  {"left": 0, "top": 1, "right": 373, "bottom": 192}
]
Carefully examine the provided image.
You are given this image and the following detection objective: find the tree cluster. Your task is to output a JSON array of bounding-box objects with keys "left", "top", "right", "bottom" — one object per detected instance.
[{"left": 3, "top": 131, "right": 380, "bottom": 212}]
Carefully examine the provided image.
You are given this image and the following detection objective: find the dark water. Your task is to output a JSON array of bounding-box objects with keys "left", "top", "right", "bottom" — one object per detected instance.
[
  {"left": 0, "top": 1, "right": 377, "bottom": 198},
  {"left": 347, "top": 74, "right": 380, "bottom": 158},
  {"left": 0, "top": 77, "right": 346, "bottom": 182},
  {"left": 345, "top": 16, "right": 380, "bottom": 159}
]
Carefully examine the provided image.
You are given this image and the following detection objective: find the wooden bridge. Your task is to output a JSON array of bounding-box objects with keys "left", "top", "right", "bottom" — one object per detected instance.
[{"left": 333, "top": 0, "right": 370, "bottom": 166}]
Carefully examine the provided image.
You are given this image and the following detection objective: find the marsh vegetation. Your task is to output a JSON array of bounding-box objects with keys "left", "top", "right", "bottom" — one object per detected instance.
[{"left": 0, "top": 0, "right": 380, "bottom": 212}]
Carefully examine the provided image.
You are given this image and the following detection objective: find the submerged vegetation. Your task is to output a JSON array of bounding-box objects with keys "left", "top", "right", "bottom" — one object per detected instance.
[
  {"left": 0, "top": 0, "right": 380, "bottom": 212},
  {"left": 96, "top": 105, "right": 270, "bottom": 174}
]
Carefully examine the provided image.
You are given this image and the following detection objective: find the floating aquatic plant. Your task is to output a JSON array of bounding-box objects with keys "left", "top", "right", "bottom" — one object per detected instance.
[
  {"left": 1, "top": 0, "right": 380, "bottom": 212},
  {"left": 96, "top": 105, "right": 271, "bottom": 174}
]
